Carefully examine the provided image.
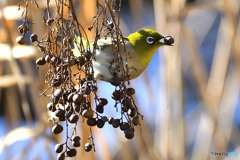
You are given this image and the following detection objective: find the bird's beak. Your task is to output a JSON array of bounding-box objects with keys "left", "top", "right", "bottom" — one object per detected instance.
[{"left": 158, "top": 35, "right": 174, "bottom": 46}]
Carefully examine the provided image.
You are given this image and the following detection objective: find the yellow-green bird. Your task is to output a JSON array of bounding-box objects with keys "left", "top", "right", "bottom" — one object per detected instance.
[{"left": 72, "top": 29, "right": 174, "bottom": 82}]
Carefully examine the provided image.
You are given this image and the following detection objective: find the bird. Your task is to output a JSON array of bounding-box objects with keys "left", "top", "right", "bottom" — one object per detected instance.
[{"left": 72, "top": 29, "right": 174, "bottom": 82}]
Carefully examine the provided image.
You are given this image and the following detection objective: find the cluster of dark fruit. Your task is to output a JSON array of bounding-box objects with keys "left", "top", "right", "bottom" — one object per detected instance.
[{"left": 18, "top": 1, "right": 143, "bottom": 159}]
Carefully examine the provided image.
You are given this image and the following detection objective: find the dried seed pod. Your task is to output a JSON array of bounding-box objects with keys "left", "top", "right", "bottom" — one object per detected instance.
[
  {"left": 87, "top": 118, "right": 97, "bottom": 126},
  {"left": 112, "top": 119, "right": 120, "bottom": 128},
  {"left": 124, "top": 128, "right": 135, "bottom": 139},
  {"left": 67, "top": 93, "right": 74, "bottom": 102},
  {"left": 99, "top": 98, "right": 108, "bottom": 105},
  {"left": 112, "top": 90, "right": 121, "bottom": 100},
  {"left": 72, "top": 94, "right": 82, "bottom": 103},
  {"left": 108, "top": 117, "right": 114, "bottom": 124},
  {"left": 54, "top": 89, "right": 63, "bottom": 97},
  {"left": 82, "top": 110, "right": 94, "bottom": 118},
  {"left": 66, "top": 148, "right": 77, "bottom": 157},
  {"left": 18, "top": 24, "right": 29, "bottom": 33},
  {"left": 110, "top": 76, "right": 121, "bottom": 86},
  {"left": 72, "top": 141, "right": 81, "bottom": 147},
  {"left": 97, "top": 119, "right": 105, "bottom": 128},
  {"left": 84, "top": 143, "right": 92, "bottom": 152},
  {"left": 164, "top": 36, "right": 174, "bottom": 45},
  {"left": 120, "top": 122, "right": 130, "bottom": 131},
  {"left": 65, "top": 110, "right": 73, "bottom": 119},
  {"left": 52, "top": 124, "right": 63, "bottom": 134},
  {"left": 47, "top": 102, "right": 56, "bottom": 112},
  {"left": 101, "top": 116, "right": 108, "bottom": 122},
  {"left": 127, "top": 108, "right": 137, "bottom": 117},
  {"left": 30, "top": 33, "right": 38, "bottom": 42},
  {"left": 36, "top": 57, "right": 46, "bottom": 66},
  {"left": 46, "top": 18, "right": 54, "bottom": 26},
  {"left": 132, "top": 116, "right": 140, "bottom": 126},
  {"left": 55, "top": 109, "right": 65, "bottom": 118},
  {"left": 57, "top": 152, "right": 65, "bottom": 160},
  {"left": 44, "top": 55, "right": 51, "bottom": 63},
  {"left": 73, "top": 102, "right": 80, "bottom": 112},
  {"left": 55, "top": 144, "right": 64, "bottom": 153},
  {"left": 53, "top": 80, "right": 62, "bottom": 87},
  {"left": 16, "top": 36, "right": 27, "bottom": 45},
  {"left": 127, "top": 88, "right": 135, "bottom": 95},
  {"left": 96, "top": 104, "right": 104, "bottom": 114},
  {"left": 69, "top": 114, "right": 79, "bottom": 123},
  {"left": 72, "top": 135, "right": 81, "bottom": 142}
]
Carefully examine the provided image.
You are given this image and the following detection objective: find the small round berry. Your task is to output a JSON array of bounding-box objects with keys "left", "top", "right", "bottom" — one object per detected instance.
[
  {"left": 97, "top": 119, "right": 105, "bottom": 128},
  {"left": 67, "top": 148, "right": 77, "bottom": 157},
  {"left": 84, "top": 143, "right": 92, "bottom": 152},
  {"left": 72, "top": 135, "right": 81, "bottom": 142},
  {"left": 132, "top": 116, "right": 140, "bottom": 126},
  {"left": 112, "top": 119, "right": 120, "bottom": 128},
  {"left": 164, "top": 36, "right": 174, "bottom": 45},
  {"left": 57, "top": 152, "right": 65, "bottom": 160},
  {"left": 52, "top": 124, "right": 63, "bottom": 134},
  {"left": 82, "top": 110, "right": 94, "bottom": 118},
  {"left": 55, "top": 144, "right": 63, "bottom": 153},
  {"left": 16, "top": 36, "right": 27, "bottom": 45},
  {"left": 87, "top": 118, "right": 97, "bottom": 126},
  {"left": 68, "top": 114, "right": 79, "bottom": 123},
  {"left": 36, "top": 57, "right": 46, "bottom": 65},
  {"left": 30, "top": 33, "right": 38, "bottom": 42},
  {"left": 99, "top": 98, "right": 108, "bottom": 105}
]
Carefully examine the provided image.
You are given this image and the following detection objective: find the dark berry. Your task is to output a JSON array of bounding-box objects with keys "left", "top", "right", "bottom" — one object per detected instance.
[
  {"left": 84, "top": 143, "right": 92, "bottom": 152},
  {"left": 55, "top": 144, "right": 63, "bottom": 153},
  {"left": 67, "top": 148, "right": 77, "bottom": 157},
  {"left": 87, "top": 118, "right": 97, "bottom": 126},
  {"left": 52, "top": 124, "right": 63, "bottom": 134}
]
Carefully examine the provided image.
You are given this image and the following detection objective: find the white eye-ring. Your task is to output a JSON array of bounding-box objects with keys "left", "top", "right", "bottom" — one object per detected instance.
[{"left": 146, "top": 36, "right": 155, "bottom": 44}]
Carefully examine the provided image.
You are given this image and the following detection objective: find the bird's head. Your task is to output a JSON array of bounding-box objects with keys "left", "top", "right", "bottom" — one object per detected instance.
[{"left": 127, "top": 29, "right": 173, "bottom": 65}]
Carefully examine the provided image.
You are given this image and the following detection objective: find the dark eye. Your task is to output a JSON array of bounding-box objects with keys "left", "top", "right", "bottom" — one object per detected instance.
[{"left": 146, "top": 36, "right": 154, "bottom": 44}]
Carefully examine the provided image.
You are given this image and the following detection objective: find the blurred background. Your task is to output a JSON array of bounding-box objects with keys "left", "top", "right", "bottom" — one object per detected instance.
[{"left": 0, "top": 0, "right": 240, "bottom": 160}]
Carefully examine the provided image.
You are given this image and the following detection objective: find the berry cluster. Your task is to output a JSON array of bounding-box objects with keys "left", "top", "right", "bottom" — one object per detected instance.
[{"left": 17, "top": 0, "right": 143, "bottom": 159}]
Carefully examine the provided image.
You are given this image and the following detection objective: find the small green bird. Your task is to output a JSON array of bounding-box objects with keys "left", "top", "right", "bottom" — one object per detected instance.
[{"left": 72, "top": 29, "right": 174, "bottom": 82}]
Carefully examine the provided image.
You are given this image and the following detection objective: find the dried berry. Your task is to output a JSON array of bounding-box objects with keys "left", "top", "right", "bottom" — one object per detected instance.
[
  {"left": 73, "top": 102, "right": 80, "bottom": 112},
  {"left": 16, "top": 36, "right": 27, "bottom": 45},
  {"left": 124, "top": 128, "right": 135, "bottom": 139},
  {"left": 54, "top": 89, "right": 63, "bottom": 97},
  {"left": 36, "top": 57, "right": 46, "bottom": 66},
  {"left": 69, "top": 114, "right": 79, "bottom": 123},
  {"left": 99, "top": 98, "right": 108, "bottom": 105},
  {"left": 82, "top": 110, "right": 94, "bottom": 118},
  {"left": 38, "top": 45, "right": 46, "bottom": 52},
  {"left": 72, "top": 135, "right": 81, "bottom": 142},
  {"left": 96, "top": 104, "right": 104, "bottom": 114},
  {"left": 57, "top": 152, "right": 65, "bottom": 160},
  {"left": 55, "top": 109, "right": 65, "bottom": 118},
  {"left": 30, "top": 33, "right": 38, "bottom": 42},
  {"left": 132, "top": 116, "right": 140, "bottom": 126},
  {"left": 18, "top": 24, "right": 29, "bottom": 33},
  {"left": 72, "top": 141, "right": 81, "bottom": 147},
  {"left": 110, "top": 76, "right": 121, "bottom": 86},
  {"left": 72, "top": 94, "right": 82, "bottom": 103},
  {"left": 112, "top": 90, "right": 121, "bottom": 100},
  {"left": 55, "top": 144, "right": 63, "bottom": 153},
  {"left": 127, "top": 108, "right": 137, "bottom": 117},
  {"left": 112, "top": 119, "right": 120, "bottom": 128},
  {"left": 52, "top": 124, "right": 63, "bottom": 134},
  {"left": 47, "top": 103, "right": 56, "bottom": 112},
  {"left": 97, "top": 119, "right": 105, "bottom": 128},
  {"left": 108, "top": 117, "right": 114, "bottom": 124},
  {"left": 67, "top": 148, "right": 77, "bottom": 157},
  {"left": 164, "top": 36, "right": 174, "bottom": 45},
  {"left": 120, "top": 122, "right": 130, "bottom": 131},
  {"left": 87, "top": 118, "right": 97, "bottom": 126},
  {"left": 127, "top": 88, "right": 135, "bottom": 95},
  {"left": 84, "top": 143, "right": 92, "bottom": 152}
]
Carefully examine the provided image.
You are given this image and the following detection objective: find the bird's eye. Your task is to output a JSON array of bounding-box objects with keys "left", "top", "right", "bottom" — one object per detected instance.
[{"left": 146, "top": 36, "right": 155, "bottom": 44}]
